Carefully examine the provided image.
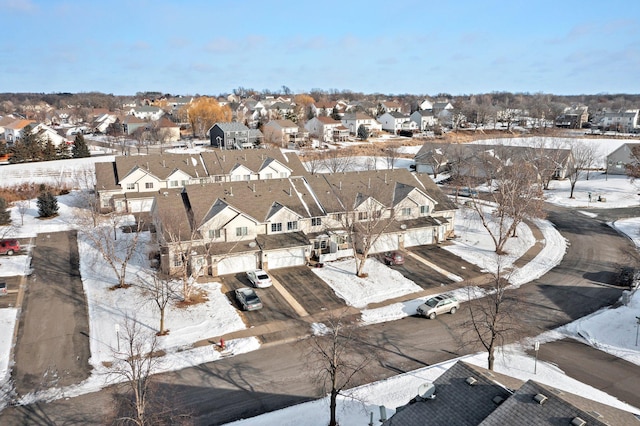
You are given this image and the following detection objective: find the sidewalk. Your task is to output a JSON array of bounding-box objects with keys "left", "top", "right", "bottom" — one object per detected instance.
[{"left": 197, "top": 218, "right": 547, "bottom": 350}]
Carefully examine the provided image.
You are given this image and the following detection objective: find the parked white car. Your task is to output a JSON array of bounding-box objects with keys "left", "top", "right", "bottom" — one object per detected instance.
[
  {"left": 416, "top": 294, "right": 460, "bottom": 319},
  {"left": 246, "top": 269, "right": 273, "bottom": 288}
]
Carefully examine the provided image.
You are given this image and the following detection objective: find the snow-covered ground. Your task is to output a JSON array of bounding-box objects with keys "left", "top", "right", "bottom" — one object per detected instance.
[{"left": 1, "top": 136, "right": 640, "bottom": 421}]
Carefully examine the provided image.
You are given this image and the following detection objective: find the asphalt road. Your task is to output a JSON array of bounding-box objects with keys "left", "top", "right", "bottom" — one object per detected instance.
[
  {"left": 12, "top": 230, "right": 91, "bottom": 396},
  {"left": 3, "top": 206, "right": 640, "bottom": 424}
]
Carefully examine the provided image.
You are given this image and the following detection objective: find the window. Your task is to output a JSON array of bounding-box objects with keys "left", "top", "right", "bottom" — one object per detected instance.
[
  {"left": 244, "top": 174, "right": 251, "bottom": 181},
  {"left": 358, "top": 212, "right": 368, "bottom": 221},
  {"left": 170, "top": 180, "right": 179, "bottom": 187},
  {"left": 209, "top": 229, "right": 221, "bottom": 239},
  {"left": 402, "top": 208, "right": 412, "bottom": 216},
  {"left": 145, "top": 182, "right": 154, "bottom": 189},
  {"left": 214, "top": 176, "right": 223, "bottom": 182},
  {"left": 181, "top": 180, "right": 188, "bottom": 186},
  {"left": 312, "top": 218, "right": 322, "bottom": 226},
  {"left": 173, "top": 257, "right": 183, "bottom": 267},
  {"left": 421, "top": 205, "right": 430, "bottom": 215},
  {"left": 287, "top": 221, "right": 298, "bottom": 231},
  {"left": 373, "top": 210, "right": 382, "bottom": 219},
  {"left": 280, "top": 172, "right": 288, "bottom": 178},
  {"left": 236, "top": 227, "right": 248, "bottom": 237},
  {"left": 126, "top": 183, "right": 135, "bottom": 190},
  {"left": 335, "top": 213, "right": 343, "bottom": 222},
  {"left": 271, "top": 223, "right": 282, "bottom": 232},
  {"left": 265, "top": 173, "right": 273, "bottom": 179}
]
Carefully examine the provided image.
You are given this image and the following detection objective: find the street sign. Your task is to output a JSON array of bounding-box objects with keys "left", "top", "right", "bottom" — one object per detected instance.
[{"left": 534, "top": 341, "right": 540, "bottom": 351}]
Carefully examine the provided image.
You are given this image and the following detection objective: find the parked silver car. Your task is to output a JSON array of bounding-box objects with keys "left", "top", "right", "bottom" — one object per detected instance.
[
  {"left": 416, "top": 294, "right": 460, "bottom": 319},
  {"left": 235, "top": 287, "right": 263, "bottom": 311}
]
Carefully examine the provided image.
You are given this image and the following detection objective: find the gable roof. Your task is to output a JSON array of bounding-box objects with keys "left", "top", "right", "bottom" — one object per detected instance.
[
  {"left": 212, "top": 122, "right": 249, "bottom": 132},
  {"left": 5, "top": 119, "right": 36, "bottom": 130},
  {"left": 384, "top": 361, "right": 516, "bottom": 426},
  {"left": 315, "top": 116, "right": 340, "bottom": 125},
  {"left": 115, "top": 153, "right": 208, "bottom": 182}
]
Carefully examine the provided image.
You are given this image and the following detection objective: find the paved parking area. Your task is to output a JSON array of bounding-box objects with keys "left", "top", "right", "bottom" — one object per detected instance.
[
  {"left": 408, "top": 244, "right": 485, "bottom": 281},
  {"left": 375, "top": 253, "right": 452, "bottom": 289},
  {"left": 270, "top": 266, "right": 346, "bottom": 315},
  {"left": 217, "top": 273, "right": 298, "bottom": 325}
]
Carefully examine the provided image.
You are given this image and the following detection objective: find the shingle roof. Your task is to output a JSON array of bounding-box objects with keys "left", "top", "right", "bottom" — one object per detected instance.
[
  {"left": 114, "top": 153, "right": 208, "bottom": 182},
  {"left": 384, "top": 361, "right": 515, "bottom": 426},
  {"left": 213, "top": 122, "right": 249, "bottom": 132}
]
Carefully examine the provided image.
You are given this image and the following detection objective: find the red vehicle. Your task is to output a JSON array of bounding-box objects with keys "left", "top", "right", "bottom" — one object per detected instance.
[
  {"left": 383, "top": 251, "right": 405, "bottom": 265},
  {"left": 0, "top": 239, "right": 20, "bottom": 256}
]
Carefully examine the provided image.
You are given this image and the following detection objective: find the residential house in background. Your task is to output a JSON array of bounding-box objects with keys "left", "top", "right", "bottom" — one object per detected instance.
[
  {"left": 379, "top": 100, "right": 403, "bottom": 114},
  {"left": 130, "top": 105, "right": 164, "bottom": 121},
  {"left": 410, "top": 110, "right": 438, "bottom": 130},
  {"left": 122, "top": 115, "right": 149, "bottom": 135},
  {"left": 4, "top": 119, "right": 36, "bottom": 143},
  {"left": 263, "top": 119, "right": 308, "bottom": 147},
  {"left": 598, "top": 109, "right": 640, "bottom": 133},
  {"left": 311, "top": 100, "right": 338, "bottom": 117},
  {"left": 155, "top": 117, "right": 181, "bottom": 142},
  {"left": 555, "top": 105, "right": 589, "bottom": 129},
  {"left": 606, "top": 142, "right": 640, "bottom": 175},
  {"left": 209, "top": 122, "right": 258, "bottom": 149},
  {"left": 378, "top": 111, "right": 417, "bottom": 134},
  {"left": 418, "top": 99, "right": 434, "bottom": 111},
  {"left": 341, "top": 112, "right": 382, "bottom": 136},
  {"left": 305, "top": 116, "right": 349, "bottom": 143}
]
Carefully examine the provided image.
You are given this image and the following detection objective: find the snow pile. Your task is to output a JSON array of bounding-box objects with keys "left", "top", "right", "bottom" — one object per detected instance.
[{"left": 312, "top": 258, "right": 423, "bottom": 308}]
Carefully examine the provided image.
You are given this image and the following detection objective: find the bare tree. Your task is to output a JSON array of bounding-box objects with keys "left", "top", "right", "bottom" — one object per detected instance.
[
  {"left": 566, "top": 140, "right": 597, "bottom": 198},
  {"left": 525, "top": 138, "right": 570, "bottom": 190},
  {"left": 625, "top": 145, "right": 640, "bottom": 182},
  {"left": 78, "top": 212, "right": 143, "bottom": 288},
  {"left": 136, "top": 272, "right": 178, "bottom": 336},
  {"left": 16, "top": 200, "right": 29, "bottom": 226},
  {"left": 110, "top": 316, "right": 159, "bottom": 426},
  {"left": 464, "top": 262, "right": 522, "bottom": 370},
  {"left": 384, "top": 143, "right": 400, "bottom": 170},
  {"left": 305, "top": 312, "right": 375, "bottom": 426},
  {"left": 465, "top": 151, "right": 545, "bottom": 253},
  {"left": 304, "top": 151, "right": 325, "bottom": 175},
  {"left": 322, "top": 149, "right": 355, "bottom": 174}
]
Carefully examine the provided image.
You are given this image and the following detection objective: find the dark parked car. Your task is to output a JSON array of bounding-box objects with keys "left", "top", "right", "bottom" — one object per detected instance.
[
  {"left": 235, "top": 287, "right": 263, "bottom": 311},
  {"left": 383, "top": 251, "right": 405, "bottom": 265}
]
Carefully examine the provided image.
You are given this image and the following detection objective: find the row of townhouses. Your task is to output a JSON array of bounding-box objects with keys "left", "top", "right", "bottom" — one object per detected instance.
[{"left": 93, "top": 148, "right": 457, "bottom": 277}]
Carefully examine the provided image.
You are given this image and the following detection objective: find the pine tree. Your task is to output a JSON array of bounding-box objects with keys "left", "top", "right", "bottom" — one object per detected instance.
[
  {"left": 0, "top": 197, "right": 11, "bottom": 226},
  {"left": 42, "top": 138, "right": 57, "bottom": 161},
  {"left": 357, "top": 124, "right": 369, "bottom": 141},
  {"left": 72, "top": 134, "right": 90, "bottom": 158},
  {"left": 37, "top": 191, "right": 59, "bottom": 218}
]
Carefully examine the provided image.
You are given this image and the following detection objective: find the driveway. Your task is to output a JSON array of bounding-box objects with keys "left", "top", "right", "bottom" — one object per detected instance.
[
  {"left": 270, "top": 266, "right": 346, "bottom": 315},
  {"left": 377, "top": 252, "right": 453, "bottom": 289},
  {"left": 12, "top": 230, "right": 91, "bottom": 396},
  {"left": 408, "top": 244, "right": 485, "bottom": 281},
  {"left": 218, "top": 272, "right": 298, "bottom": 325}
]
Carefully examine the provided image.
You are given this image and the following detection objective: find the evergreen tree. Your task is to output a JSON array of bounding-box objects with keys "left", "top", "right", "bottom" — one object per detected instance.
[
  {"left": 42, "top": 138, "right": 57, "bottom": 161},
  {"left": 331, "top": 106, "right": 341, "bottom": 121},
  {"left": 357, "top": 124, "right": 369, "bottom": 141},
  {"left": 0, "top": 197, "right": 11, "bottom": 226},
  {"left": 37, "top": 191, "right": 59, "bottom": 218},
  {"left": 57, "top": 141, "right": 70, "bottom": 159}
]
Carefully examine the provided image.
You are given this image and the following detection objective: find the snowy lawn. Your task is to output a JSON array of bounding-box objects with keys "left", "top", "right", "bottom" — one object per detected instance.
[{"left": 312, "top": 258, "right": 423, "bottom": 308}]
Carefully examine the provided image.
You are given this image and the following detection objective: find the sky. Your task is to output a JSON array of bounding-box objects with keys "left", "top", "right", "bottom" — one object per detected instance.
[{"left": 1, "top": 0, "right": 639, "bottom": 96}]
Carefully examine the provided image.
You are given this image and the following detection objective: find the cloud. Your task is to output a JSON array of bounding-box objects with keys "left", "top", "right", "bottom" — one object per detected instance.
[
  {"left": 0, "top": 0, "right": 37, "bottom": 13},
  {"left": 168, "top": 38, "right": 190, "bottom": 49},
  {"left": 204, "top": 37, "right": 238, "bottom": 53},
  {"left": 132, "top": 41, "right": 150, "bottom": 51}
]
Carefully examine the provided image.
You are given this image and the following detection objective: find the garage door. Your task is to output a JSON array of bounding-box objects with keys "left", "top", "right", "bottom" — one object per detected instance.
[
  {"left": 370, "top": 233, "right": 399, "bottom": 254},
  {"left": 267, "top": 248, "right": 307, "bottom": 269},
  {"left": 216, "top": 253, "right": 257, "bottom": 276},
  {"left": 127, "top": 198, "right": 154, "bottom": 213},
  {"left": 404, "top": 228, "right": 434, "bottom": 247}
]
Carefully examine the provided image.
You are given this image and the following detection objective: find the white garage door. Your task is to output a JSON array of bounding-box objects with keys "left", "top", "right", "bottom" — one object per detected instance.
[
  {"left": 370, "top": 233, "right": 399, "bottom": 254},
  {"left": 127, "top": 198, "right": 154, "bottom": 213},
  {"left": 267, "top": 248, "right": 307, "bottom": 269},
  {"left": 404, "top": 228, "right": 434, "bottom": 247},
  {"left": 216, "top": 253, "right": 257, "bottom": 276}
]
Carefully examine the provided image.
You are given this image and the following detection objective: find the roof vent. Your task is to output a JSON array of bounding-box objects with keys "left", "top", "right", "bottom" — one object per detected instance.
[
  {"left": 570, "top": 417, "right": 586, "bottom": 426},
  {"left": 533, "top": 393, "right": 548, "bottom": 405},
  {"left": 492, "top": 396, "right": 504, "bottom": 405},
  {"left": 588, "top": 411, "right": 602, "bottom": 418},
  {"left": 465, "top": 377, "right": 478, "bottom": 386},
  {"left": 416, "top": 382, "right": 436, "bottom": 400}
]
